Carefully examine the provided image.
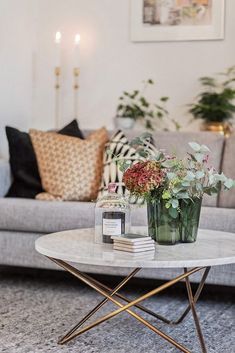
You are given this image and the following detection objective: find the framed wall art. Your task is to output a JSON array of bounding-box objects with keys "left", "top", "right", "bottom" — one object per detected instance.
[{"left": 130, "top": 0, "right": 225, "bottom": 42}]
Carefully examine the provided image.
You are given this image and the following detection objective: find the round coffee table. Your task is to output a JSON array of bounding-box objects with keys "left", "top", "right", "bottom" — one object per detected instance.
[{"left": 35, "top": 228, "right": 235, "bottom": 353}]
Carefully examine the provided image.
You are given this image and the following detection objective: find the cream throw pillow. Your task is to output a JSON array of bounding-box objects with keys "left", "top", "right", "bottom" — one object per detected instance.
[{"left": 29, "top": 127, "right": 108, "bottom": 201}]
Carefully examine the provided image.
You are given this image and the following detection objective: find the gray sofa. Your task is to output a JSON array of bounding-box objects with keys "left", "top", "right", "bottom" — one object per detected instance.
[{"left": 0, "top": 131, "right": 234, "bottom": 286}]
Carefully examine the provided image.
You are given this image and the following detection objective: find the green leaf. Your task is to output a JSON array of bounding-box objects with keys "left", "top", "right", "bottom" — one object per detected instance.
[
  {"left": 195, "top": 171, "right": 205, "bottom": 179},
  {"left": 148, "top": 111, "right": 154, "bottom": 118},
  {"left": 169, "top": 207, "right": 179, "bottom": 219},
  {"left": 118, "top": 159, "right": 133, "bottom": 172},
  {"left": 189, "top": 142, "right": 201, "bottom": 152},
  {"left": 162, "top": 191, "right": 171, "bottom": 200},
  {"left": 130, "top": 90, "right": 139, "bottom": 99},
  {"left": 184, "top": 171, "right": 195, "bottom": 181},
  {"left": 224, "top": 178, "right": 235, "bottom": 189},
  {"left": 199, "top": 76, "right": 217, "bottom": 88},
  {"left": 200, "top": 144, "right": 210, "bottom": 153},
  {"left": 160, "top": 96, "right": 169, "bottom": 102},
  {"left": 181, "top": 181, "right": 190, "bottom": 187},
  {"left": 167, "top": 172, "right": 176, "bottom": 180},
  {"left": 208, "top": 174, "right": 216, "bottom": 185},
  {"left": 139, "top": 97, "right": 149, "bottom": 108},
  {"left": 203, "top": 186, "right": 218, "bottom": 195},
  {"left": 140, "top": 132, "right": 153, "bottom": 140},
  {"left": 196, "top": 182, "right": 203, "bottom": 192},
  {"left": 117, "top": 104, "right": 123, "bottom": 111},
  {"left": 177, "top": 192, "right": 190, "bottom": 199},
  {"left": 187, "top": 152, "right": 197, "bottom": 162},
  {"left": 130, "top": 137, "right": 142, "bottom": 146},
  {"left": 172, "top": 187, "right": 184, "bottom": 194},
  {"left": 215, "top": 173, "right": 227, "bottom": 183},
  {"left": 145, "top": 120, "right": 153, "bottom": 130},
  {"left": 137, "top": 149, "right": 149, "bottom": 158},
  {"left": 194, "top": 152, "right": 204, "bottom": 163},
  {"left": 171, "top": 118, "right": 181, "bottom": 131},
  {"left": 171, "top": 199, "right": 179, "bottom": 209}
]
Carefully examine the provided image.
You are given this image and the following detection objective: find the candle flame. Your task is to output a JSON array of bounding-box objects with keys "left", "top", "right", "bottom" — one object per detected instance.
[
  {"left": 75, "top": 33, "right": 81, "bottom": 45},
  {"left": 55, "top": 31, "right": 61, "bottom": 44}
]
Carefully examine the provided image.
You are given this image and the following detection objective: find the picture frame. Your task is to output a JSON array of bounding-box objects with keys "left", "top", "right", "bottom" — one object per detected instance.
[{"left": 130, "top": 0, "right": 225, "bottom": 42}]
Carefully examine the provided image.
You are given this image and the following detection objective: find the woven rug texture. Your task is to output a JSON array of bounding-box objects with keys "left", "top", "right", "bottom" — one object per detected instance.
[{"left": 0, "top": 269, "right": 234, "bottom": 353}]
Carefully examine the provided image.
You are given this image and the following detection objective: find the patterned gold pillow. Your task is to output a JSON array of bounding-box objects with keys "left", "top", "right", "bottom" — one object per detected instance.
[{"left": 29, "top": 127, "right": 108, "bottom": 201}]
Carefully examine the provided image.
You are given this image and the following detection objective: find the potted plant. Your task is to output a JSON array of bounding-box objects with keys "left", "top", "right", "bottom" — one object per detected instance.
[
  {"left": 189, "top": 66, "right": 235, "bottom": 136},
  {"left": 120, "top": 134, "right": 234, "bottom": 245},
  {"left": 116, "top": 79, "right": 169, "bottom": 130}
]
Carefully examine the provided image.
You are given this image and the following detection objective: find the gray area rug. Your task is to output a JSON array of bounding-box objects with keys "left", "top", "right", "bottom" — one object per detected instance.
[{"left": 0, "top": 268, "right": 234, "bottom": 353}]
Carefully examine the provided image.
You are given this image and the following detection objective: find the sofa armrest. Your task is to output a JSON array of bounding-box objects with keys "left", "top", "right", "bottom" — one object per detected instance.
[{"left": 0, "top": 159, "right": 11, "bottom": 197}]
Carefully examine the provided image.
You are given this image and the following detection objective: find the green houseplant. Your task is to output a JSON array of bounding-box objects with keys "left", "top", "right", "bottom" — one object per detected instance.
[
  {"left": 116, "top": 79, "right": 170, "bottom": 130},
  {"left": 120, "top": 134, "right": 234, "bottom": 244},
  {"left": 189, "top": 66, "right": 235, "bottom": 136}
]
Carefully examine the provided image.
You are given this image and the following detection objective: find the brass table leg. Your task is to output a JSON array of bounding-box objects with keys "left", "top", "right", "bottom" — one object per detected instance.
[
  {"left": 79, "top": 267, "right": 210, "bottom": 326},
  {"left": 59, "top": 267, "right": 141, "bottom": 343},
  {"left": 170, "top": 267, "right": 211, "bottom": 325},
  {"left": 184, "top": 268, "right": 208, "bottom": 353},
  {"left": 78, "top": 270, "right": 174, "bottom": 324},
  {"left": 48, "top": 257, "right": 208, "bottom": 353}
]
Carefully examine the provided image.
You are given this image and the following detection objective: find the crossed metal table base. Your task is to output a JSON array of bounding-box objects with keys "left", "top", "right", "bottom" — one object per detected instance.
[{"left": 49, "top": 257, "right": 211, "bottom": 353}]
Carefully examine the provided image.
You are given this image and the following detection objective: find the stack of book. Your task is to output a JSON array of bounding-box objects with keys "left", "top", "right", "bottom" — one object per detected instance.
[{"left": 111, "top": 234, "right": 155, "bottom": 253}]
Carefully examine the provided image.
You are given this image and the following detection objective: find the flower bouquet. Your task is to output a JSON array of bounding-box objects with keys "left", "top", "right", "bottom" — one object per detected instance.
[{"left": 120, "top": 134, "right": 234, "bottom": 244}]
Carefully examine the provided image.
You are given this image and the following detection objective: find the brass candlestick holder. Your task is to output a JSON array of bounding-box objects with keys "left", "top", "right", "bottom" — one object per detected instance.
[
  {"left": 73, "top": 68, "right": 80, "bottom": 120},
  {"left": 55, "top": 67, "right": 61, "bottom": 129}
]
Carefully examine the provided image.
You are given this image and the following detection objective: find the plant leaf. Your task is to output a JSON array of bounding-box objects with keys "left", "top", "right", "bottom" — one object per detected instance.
[
  {"left": 189, "top": 142, "right": 201, "bottom": 152},
  {"left": 195, "top": 171, "right": 205, "bottom": 179},
  {"left": 171, "top": 199, "right": 179, "bottom": 208},
  {"left": 200, "top": 144, "right": 210, "bottom": 153},
  {"left": 224, "top": 178, "right": 235, "bottom": 189},
  {"left": 169, "top": 207, "right": 179, "bottom": 218}
]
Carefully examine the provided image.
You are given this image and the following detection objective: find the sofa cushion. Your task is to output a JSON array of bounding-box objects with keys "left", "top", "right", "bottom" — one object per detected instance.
[
  {"left": 199, "top": 206, "right": 235, "bottom": 233},
  {"left": 219, "top": 135, "right": 235, "bottom": 208},
  {"left": 0, "top": 198, "right": 96, "bottom": 233},
  {"left": 5, "top": 120, "right": 84, "bottom": 199},
  {"left": 0, "top": 199, "right": 147, "bottom": 234},
  {"left": 30, "top": 127, "right": 108, "bottom": 201},
  {"left": 0, "top": 198, "right": 234, "bottom": 234}
]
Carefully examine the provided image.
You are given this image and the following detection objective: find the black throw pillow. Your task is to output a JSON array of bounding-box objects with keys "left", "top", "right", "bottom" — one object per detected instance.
[{"left": 5, "top": 119, "right": 84, "bottom": 198}]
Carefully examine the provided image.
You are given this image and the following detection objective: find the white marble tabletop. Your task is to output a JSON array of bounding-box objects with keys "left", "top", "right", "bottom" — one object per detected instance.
[{"left": 35, "top": 228, "right": 235, "bottom": 269}]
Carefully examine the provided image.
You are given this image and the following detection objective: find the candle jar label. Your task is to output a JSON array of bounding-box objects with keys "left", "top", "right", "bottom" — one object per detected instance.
[{"left": 102, "top": 212, "right": 125, "bottom": 243}]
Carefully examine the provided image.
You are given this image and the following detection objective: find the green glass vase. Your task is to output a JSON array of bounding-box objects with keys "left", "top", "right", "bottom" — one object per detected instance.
[
  {"left": 147, "top": 199, "right": 180, "bottom": 245},
  {"left": 147, "top": 198, "right": 202, "bottom": 245},
  {"left": 179, "top": 198, "right": 202, "bottom": 243}
]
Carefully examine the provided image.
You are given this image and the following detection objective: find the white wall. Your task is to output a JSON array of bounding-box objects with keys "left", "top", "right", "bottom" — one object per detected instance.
[
  {"left": 0, "top": 0, "right": 235, "bottom": 157},
  {"left": 0, "top": 0, "right": 36, "bottom": 156}
]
